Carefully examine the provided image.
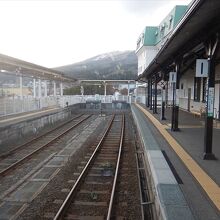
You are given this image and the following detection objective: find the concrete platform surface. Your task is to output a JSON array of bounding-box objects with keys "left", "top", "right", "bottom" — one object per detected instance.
[
  {"left": 144, "top": 104, "right": 220, "bottom": 185},
  {"left": 0, "top": 107, "right": 60, "bottom": 128},
  {"left": 132, "top": 103, "right": 220, "bottom": 220}
]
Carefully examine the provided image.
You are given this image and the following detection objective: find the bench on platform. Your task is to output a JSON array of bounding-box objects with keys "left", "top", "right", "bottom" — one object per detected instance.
[
  {"left": 191, "top": 110, "right": 202, "bottom": 117},
  {"left": 191, "top": 107, "right": 205, "bottom": 118}
]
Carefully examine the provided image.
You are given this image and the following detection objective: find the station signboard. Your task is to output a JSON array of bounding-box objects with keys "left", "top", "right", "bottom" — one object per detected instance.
[
  {"left": 207, "top": 87, "right": 214, "bottom": 117},
  {"left": 169, "top": 72, "right": 177, "bottom": 83},
  {"left": 196, "top": 59, "right": 208, "bottom": 77}
]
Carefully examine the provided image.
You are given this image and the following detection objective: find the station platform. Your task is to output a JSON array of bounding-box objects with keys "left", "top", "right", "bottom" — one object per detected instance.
[
  {"left": 131, "top": 103, "right": 220, "bottom": 220},
  {"left": 0, "top": 106, "right": 73, "bottom": 155},
  {"left": 0, "top": 107, "right": 61, "bottom": 128}
]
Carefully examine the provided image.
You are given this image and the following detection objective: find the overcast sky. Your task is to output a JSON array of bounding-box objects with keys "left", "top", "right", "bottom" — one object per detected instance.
[{"left": 0, "top": 0, "right": 191, "bottom": 68}]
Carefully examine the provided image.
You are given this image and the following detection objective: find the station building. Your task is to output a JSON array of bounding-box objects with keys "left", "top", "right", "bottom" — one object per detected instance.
[
  {"left": 136, "top": 5, "right": 188, "bottom": 76},
  {"left": 136, "top": 0, "right": 220, "bottom": 159},
  {"left": 136, "top": 0, "right": 220, "bottom": 119},
  {"left": 135, "top": 5, "right": 188, "bottom": 106},
  {"left": 136, "top": 1, "right": 220, "bottom": 118}
]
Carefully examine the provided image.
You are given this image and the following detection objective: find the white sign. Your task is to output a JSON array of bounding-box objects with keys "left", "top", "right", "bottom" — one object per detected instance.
[
  {"left": 158, "top": 80, "right": 166, "bottom": 88},
  {"left": 207, "top": 87, "right": 214, "bottom": 117},
  {"left": 176, "top": 89, "right": 179, "bottom": 106},
  {"left": 169, "top": 72, "right": 177, "bottom": 83},
  {"left": 196, "top": 59, "right": 208, "bottom": 77}
]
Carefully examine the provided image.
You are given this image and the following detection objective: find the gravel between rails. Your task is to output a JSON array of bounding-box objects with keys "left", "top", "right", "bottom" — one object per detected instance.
[
  {"left": 17, "top": 114, "right": 111, "bottom": 220},
  {"left": 111, "top": 112, "right": 142, "bottom": 220},
  {"left": 17, "top": 112, "right": 143, "bottom": 220},
  {"left": 0, "top": 115, "right": 96, "bottom": 198}
]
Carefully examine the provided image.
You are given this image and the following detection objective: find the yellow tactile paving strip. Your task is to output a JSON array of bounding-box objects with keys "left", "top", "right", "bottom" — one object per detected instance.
[
  {"left": 0, "top": 108, "right": 60, "bottom": 124},
  {"left": 166, "top": 123, "right": 204, "bottom": 129},
  {"left": 135, "top": 103, "right": 220, "bottom": 211},
  {"left": 165, "top": 123, "right": 220, "bottom": 129}
]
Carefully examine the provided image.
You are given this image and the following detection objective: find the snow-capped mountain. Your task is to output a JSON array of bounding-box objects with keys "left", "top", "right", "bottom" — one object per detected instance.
[{"left": 55, "top": 51, "right": 137, "bottom": 80}]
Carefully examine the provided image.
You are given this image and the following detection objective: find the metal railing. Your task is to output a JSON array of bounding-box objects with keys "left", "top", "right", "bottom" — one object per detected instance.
[
  {"left": 0, "top": 95, "right": 132, "bottom": 117},
  {"left": 0, "top": 96, "right": 59, "bottom": 117}
]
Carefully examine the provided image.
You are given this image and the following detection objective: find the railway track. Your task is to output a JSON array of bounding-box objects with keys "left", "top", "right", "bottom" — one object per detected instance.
[
  {"left": 0, "top": 114, "right": 92, "bottom": 176},
  {"left": 0, "top": 114, "right": 83, "bottom": 159},
  {"left": 53, "top": 114, "right": 125, "bottom": 220}
]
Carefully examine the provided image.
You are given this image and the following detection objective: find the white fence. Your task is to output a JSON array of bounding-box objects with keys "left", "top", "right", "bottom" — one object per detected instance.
[
  {"left": 58, "top": 95, "right": 83, "bottom": 108},
  {"left": 0, "top": 94, "right": 176, "bottom": 117},
  {"left": 135, "top": 95, "right": 163, "bottom": 106},
  {"left": 83, "top": 95, "right": 131, "bottom": 103},
  {"left": 0, "top": 96, "right": 59, "bottom": 117},
  {"left": 0, "top": 95, "right": 133, "bottom": 117}
]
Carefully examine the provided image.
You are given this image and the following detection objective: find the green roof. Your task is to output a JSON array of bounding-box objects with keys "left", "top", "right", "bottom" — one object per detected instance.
[
  {"left": 173, "top": 5, "right": 188, "bottom": 27},
  {"left": 144, "top": 26, "right": 158, "bottom": 45},
  {"left": 141, "top": 5, "right": 188, "bottom": 46}
]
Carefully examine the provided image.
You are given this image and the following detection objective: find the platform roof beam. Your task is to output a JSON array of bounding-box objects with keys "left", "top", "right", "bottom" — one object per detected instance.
[{"left": 0, "top": 53, "right": 76, "bottom": 83}]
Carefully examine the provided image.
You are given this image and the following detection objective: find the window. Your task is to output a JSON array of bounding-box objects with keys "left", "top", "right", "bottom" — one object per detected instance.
[
  {"left": 141, "top": 33, "right": 144, "bottom": 43},
  {"left": 169, "top": 15, "right": 173, "bottom": 29},
  {"left": 160, "top": 24, "right": 165, "bottom": 37},
  {"left": 202, "top": 78, "right": 207, "bottom": 102},
  {"left": 194, "top": 77, "right": 201, "bottom": 101},
  {"left": 181, "top": 83, "right": 184, "bottom": 90},
  {"left": 137, "top": 41, "right": 141, "bottom": 50}
]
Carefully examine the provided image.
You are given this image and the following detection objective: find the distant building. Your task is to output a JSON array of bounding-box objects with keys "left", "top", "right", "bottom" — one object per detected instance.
[{"left": 136, "top": 5, "right": 188, "bottom": 76}]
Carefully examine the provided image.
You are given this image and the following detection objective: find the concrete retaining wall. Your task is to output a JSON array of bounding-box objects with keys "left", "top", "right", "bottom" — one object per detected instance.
[
  {"left": 0, "top": 104, "right": 81, "bottom": 148},
  {"left": 79, "top": 102, "right": 130, "bottom": 110},
  {"left": 131, "top": 105, "right": 194, "bottom": 220}
]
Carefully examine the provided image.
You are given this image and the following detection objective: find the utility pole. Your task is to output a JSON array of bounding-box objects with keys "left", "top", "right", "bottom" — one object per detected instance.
[{"left": 203, "top": 35, "right": 219, "bottom": 160}]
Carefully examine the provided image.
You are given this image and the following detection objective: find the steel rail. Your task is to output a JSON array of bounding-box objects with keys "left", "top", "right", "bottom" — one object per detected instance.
[
  {"left": 0, "top": 114, "right": 92, "bottom": 177},
  {"left": 0, "top": 114, "right": 84, "bottom": 159},
  {"left": 135, "top": 153, "right": 145, "bottom": 220},
  {"left": 106, "top": 114, "right": 125, "bottom": 220},
  {"left": 53, "top": 114, "right": 116, "bottom": 220}
]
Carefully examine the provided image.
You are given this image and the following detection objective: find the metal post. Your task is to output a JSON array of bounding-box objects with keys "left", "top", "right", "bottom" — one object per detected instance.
[
  {"left": 60, "top": 82, "right": 63, "bottom": 96},
  {"left": 3, "top": 97, "right": 6, "bottom": 116},
  {"left": 161, "top": 86, "right": 166, "bottom": 120},
  {"left": 12, "top": 96, "right": 15, "bottom": 114},
  {"left": 38, "top": 79, "right": 42, "bottom": 98},
  {"left": 19, "top": 76, "right": 23, "bottom": 100},
  {"left": 127, "top": 81, "right": 130, "bottom": 96},
  {"left": 147, "top": 79, "right": 150, "bottom": 107},
  {"left": 33, "top": 79, "right": 36, "bottom": 98},
  {"left": 127, "top": 81, "right": 130, "bottom": 103},
  {"left": 44, "top": 81, "right": 47, "bottom": 97},
  {"left": 173, "top": 106, "right": 179, "bottom": 130},
  {"left": 174, "top": 88, "right": 180, "bottom": 130},
  {"left": 165, "top": 81, "right": 168, "bottom": 107},
  {"left": 171, "top": 63, "right": 180, "bottom": 131},
  {"left": 104, "top": 82, "right": 107, "bottom": 96},
  {"left": 53, "top": 81, "right": 56, "bottom": 97},
  {"left": 104, "top": 82, "right": 107, "bottom": 103},
  {"left": 204, "top": 61, "right": 215, "bottom": 159},
  {"left": 153, "top": 76, "right": 158, "bottom": 114},
  {"left": 38, "top": 79, "right": 42, "bottom": 109},
  {"left": 203, "top": 37, "right": 219, "bottom": 159},
  {"left": 149, "top": 78, "right": 153, "bottom": 110},
  {"left": 171, "top": 82, "right": 175, "bottom": 130},
  {"left": 145, "top": 83, "right": 148, "bottom": 107},
  {"left": 219, "top": 86, "right": 220, "bottom": 120}
]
